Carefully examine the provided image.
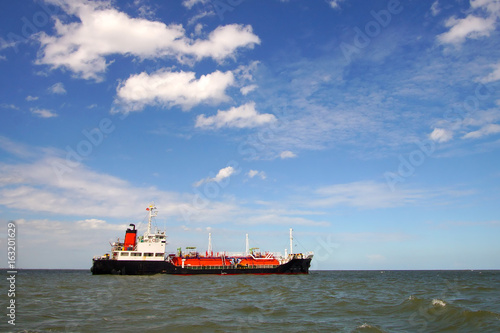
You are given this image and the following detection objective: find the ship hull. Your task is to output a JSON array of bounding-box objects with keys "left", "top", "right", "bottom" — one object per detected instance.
[{"left": 91, "top": 258, "right": 311, "bottom": 275}]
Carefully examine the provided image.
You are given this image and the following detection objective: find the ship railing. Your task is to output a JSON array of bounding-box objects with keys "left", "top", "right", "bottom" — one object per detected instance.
[
  {"left": 220, "top": 252, "right": 245, "bottom": 257},
  {"left": 249, "top": 252, "right": 276, "bottom": 260},
  {"left": 93, "top": 254, "right": 110, "bottom": 260},
  {"left": 182, "top": 251, "right": 286, "bottom": 258}
]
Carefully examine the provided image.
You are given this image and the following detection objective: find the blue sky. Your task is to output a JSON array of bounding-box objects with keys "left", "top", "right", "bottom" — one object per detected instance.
[{"left": 0, "top": 0, "right": 499, "bottom": 270}]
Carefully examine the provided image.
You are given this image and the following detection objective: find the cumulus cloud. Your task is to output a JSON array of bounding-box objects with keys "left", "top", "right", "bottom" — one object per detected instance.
[
  {"left": 114, "top": 69, "right": 235, "bottom": 112},
  {"left": 247, "top": 169, "right": 266, "bottom": 180},
  {"left": 195, "top": 102, "right": 276, "bottom": 129},
  {"left": 26, "top": 95, "right": 39, "bottom": 101},
  {"left": 36, "top": 0, "right": 260, "bottom": 80},
  {"left": 279, "top": 150, "right": 297, "bottom": 159},
  {"left": 30, "top": 108, "right": 58, "bottom": 118},
  {"left": 438, "top": 15, "right": 496, "bottom": 44},
  {"left": 240, "top": 84, "right": 258, "bottom": 95},
  {"left": 437, "top": 0, "right": 500, "bottom": 45},
  {"left": 48, "top": 82, "right": 66, "bottom": 94},
  {"left": 429, "top": 128, "right": 453, "bottom": 143},
  {"left": 194, "top": 166, "right": 236, "bottom": 187}
]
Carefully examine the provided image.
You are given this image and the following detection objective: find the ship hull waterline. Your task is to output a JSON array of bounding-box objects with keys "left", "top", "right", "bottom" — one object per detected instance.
[{"left": 91, "top": 258, "right": 312, "bottom": 275}]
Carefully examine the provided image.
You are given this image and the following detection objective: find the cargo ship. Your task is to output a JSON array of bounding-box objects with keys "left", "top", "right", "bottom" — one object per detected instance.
[{"left": 91, "top": 205, "right": 313, "bottom": 275}]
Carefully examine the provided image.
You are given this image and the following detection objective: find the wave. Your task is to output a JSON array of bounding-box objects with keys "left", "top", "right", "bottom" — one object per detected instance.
[
  {"left": 431, "top": 298, "right": 447, "bottom": 307},
  {"left": 353, "top": 323, "right": 387, "bottom": 332},
  {"left": 402, "top": 295, "right": 500, "bottom": 331}
]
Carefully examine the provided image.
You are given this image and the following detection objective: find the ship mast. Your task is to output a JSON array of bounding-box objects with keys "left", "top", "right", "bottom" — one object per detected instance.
[
  {"left": 245, "top": 233, "right": 249, "bottom": 256},
  {"left": 146, "top": 204, "right": 158, "bottom": 235},
  {"left": 208, "top": 232, "right": 212, "bottom": 255},
  {"left": 289, "top": 228, "right": 293, "bottom": 255}
]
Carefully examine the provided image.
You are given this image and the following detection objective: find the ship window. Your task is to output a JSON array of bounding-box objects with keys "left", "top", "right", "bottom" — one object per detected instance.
[
  {"left": 121, "top": 252, "right": 129, "bottom": 256},
  {"left": 155, "top": 253, "right": 163, "bottom": 257},
  {"left": 131, "top": 252, "right": 141, "bottom": 257},
  {"left": 144, "top": 253, "right": 154, "bottom": 257}
]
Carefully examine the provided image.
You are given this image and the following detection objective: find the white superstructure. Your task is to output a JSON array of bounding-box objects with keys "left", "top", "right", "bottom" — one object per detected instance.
[{"left": 109, "top": 204, "right": 167, "bottom": 261}]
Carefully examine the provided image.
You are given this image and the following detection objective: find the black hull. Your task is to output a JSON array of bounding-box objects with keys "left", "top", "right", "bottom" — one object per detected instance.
[{"left": 91, "top": 258, "right": 311, "bottom": 275}]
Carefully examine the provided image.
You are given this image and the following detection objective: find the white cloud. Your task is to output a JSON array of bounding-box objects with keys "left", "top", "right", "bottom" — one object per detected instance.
[
  {"left": 0, "top": 139, "right": 257, "bottom": 230},
  {"left": 280, "top": 150, "right": 297, "bottom": 159},
  {"left": 31, "top": 108, "right": 58, "bottom": 118},
  {"left": 247, "top": 170, "right": 258, "bottom": 178},
  {"left": 182, "top": 0, "right": 209, "bottom": 9},
  {"left": 75, "top": 218, "right": 125, "bottom": 230},
  {"left": 233, "top": 61, "right": 260, "bottom": 81},
  {"left": 48, "top": 82, "right": 66, "bottom": 94},
  {"left": 182, "top": 24, "right": 260, "bottom": 61},
  {"left": 26, "top": 95, "right": 39, "bottom": 101},
  {"left": 438, "top": 15, "right": 496, "bottom": 44},
  {"left": 463, "top": 123, "right": 500, "bottom": 139},
  {"left": 0, "top": 136, "right": 38, "bottom": 158},
  {"left": 247, "top": 170, "right": 266, "bottom": 180},
  {"left": 0, "top": 154, "right": 180, "bottom": 218},
  {"left": 115, "top": 69, "right": 235, "bottom": 112},
  {"left": 429, "top": 128, "right": 453, "bottom": 143},
  {"left": 0, "top": 104, "right": 19, "bottom": 110},
  {"left": 37, "top": 0, "right": 260, "bottom": 80},
  {"left": 214, "top": 166, "right": 236, "bottom": 182},
  {"left": 462, "top": 109, "right": 500, "bottom": 127},
  {"left": 0, "top": 139, "right": 335, "bottom": 241},
  {"left": 7, "top": 218, "right": 130, "bottom": 268},
  {"left": 194, "top": 166, "right": 236, "bottom": 187},
  {"left": 479, "top": 62, "right": 500, "bottom": 83},
  {"left": 471, "top": 0, "right": 500, "bottom": 13},
  {"left": 188, "top": 11, "right": 215, "bottom": 26},
  {"left": 430, "top": 1, "right": 441, "bottom": 16},
  {"left": 437, "top": 0, "right": 500, "bottom": 45},
  {"left": 433, "top": 108, "right": 500, "bottom": 143},
  {"left": 328, "top": 0, "right": 345, "bottom": 10},
  {"left": 195, "top": 102, "right": 276, "bottom": 129},
  {"left": 240, "top": 84, "right": 258, "bottom": 95}
]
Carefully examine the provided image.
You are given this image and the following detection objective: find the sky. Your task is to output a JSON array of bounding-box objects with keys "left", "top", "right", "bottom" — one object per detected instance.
[{"left": 0, "top": 0, "right": 499, "bottom": 270}]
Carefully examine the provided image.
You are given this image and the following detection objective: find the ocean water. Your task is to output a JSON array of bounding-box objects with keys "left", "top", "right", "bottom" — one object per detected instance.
[{"left": 1, "top": 270, "right": 499, "bottom": 332}]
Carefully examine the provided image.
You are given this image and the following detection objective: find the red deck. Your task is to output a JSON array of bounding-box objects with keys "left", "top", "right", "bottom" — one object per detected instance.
[{"left": 170, "top": 256, "right": 280, "bottom": 267}]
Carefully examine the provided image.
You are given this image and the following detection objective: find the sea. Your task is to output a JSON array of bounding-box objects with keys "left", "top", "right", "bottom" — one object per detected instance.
[{"left": 1, "top": 270, "right": 499, "bottom": 332}]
